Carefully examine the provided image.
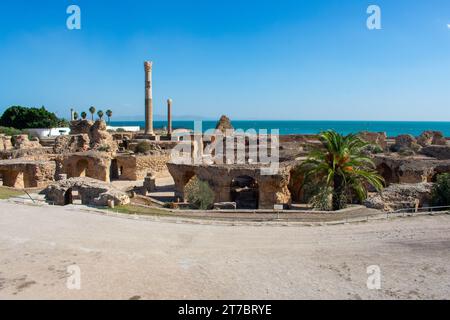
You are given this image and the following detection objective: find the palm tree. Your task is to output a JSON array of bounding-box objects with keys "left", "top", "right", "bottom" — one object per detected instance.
[
  {"left": 106, "top": 109, "right": 113, "bottom": 124},
  {"left": 299, "top": 130, "right": 384, "bottom": 211},
  {"left": 81, "top": 112, "right": 87, "bottom": 120},
  {"left": 97, "top": 110, "right": 104, "bottom": 120},
  {"left": 89, "top": 106, "right": 96, "bottom": 121},
  {"left": 73, "top": 112, "right": 79, "bottom": 120}
]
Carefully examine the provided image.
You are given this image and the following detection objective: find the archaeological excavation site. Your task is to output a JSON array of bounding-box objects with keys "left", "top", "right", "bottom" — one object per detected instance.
[{"left": 1, "top": 62, "right": 450, "bottom": 219}]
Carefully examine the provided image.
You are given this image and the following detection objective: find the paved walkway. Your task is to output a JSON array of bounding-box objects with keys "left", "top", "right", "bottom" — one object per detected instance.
[{"left": 0, "top": 201, "right": 449, "bottom": 299}]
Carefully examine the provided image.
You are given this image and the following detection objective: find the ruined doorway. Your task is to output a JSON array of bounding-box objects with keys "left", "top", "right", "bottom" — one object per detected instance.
[
  {"left": 75, "top": 159, "right": 89, "bottom": 177},
  {"left": 231, "top": 176, "right": 259, "bottom": 209},
  {"left": 64, "top": 188, "right": 73, "bottom": 205},
  {"left": 377, "top": 163, "right": 396, "bottom": 186},
  {"left": 110, "top": 159, "right": 119, "bottom": 180}
]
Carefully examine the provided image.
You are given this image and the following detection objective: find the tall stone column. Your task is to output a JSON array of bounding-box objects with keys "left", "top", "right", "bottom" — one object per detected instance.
[
  {"left": 167, "top": 98, "right": 173, "bottom": 135},
  {"left": 144, "top": 61, "right": 154, "bottom": 135}
]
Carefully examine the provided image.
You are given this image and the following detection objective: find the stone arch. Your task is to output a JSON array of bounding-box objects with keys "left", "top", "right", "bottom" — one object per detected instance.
[
  {"left": 231, "top": 175, "right": 259, "bottom": 209},
  {"left": 182, "top": 172, "right": 198, "bottom": 201},
  {"left": 377, "top": 163, "right": 396, "bottom": 186},
  {"left": 110, "top": 159, "right": 119, "bottom": 180},
  {"left": 64, "top": 188, "right": 73, "bottom": 205},
  {"left": 75, "top": 159, "right": 89, "bottom": 177}
]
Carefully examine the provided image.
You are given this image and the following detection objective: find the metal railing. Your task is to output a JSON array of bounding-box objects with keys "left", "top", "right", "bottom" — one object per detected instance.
[{"left": 387, "top": 205, "right": 450, "bottom": 217}]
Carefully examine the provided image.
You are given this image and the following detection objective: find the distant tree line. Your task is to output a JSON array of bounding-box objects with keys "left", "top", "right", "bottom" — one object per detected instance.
[
  {"left": 0, "top": 106, "right": 68, "bottom": 130},
  {"left": 0, "top": 106, "right": 114, "bottom": 131},
  {"left": 74, "top": 106, "right": 113, "bottom": 123}
]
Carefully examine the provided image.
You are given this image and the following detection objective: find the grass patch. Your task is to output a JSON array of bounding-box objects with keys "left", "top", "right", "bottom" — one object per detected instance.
[
  {"left": 0, "top": 187, "right": 25, "bottom": 200},
  {"left": 107, "top": 204, "right": 169, "bottom": 216}
]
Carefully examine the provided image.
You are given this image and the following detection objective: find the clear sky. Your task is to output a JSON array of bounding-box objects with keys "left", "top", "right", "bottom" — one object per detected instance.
[{"left": 0, "top": 0, "right": 450, "bottom": 121}]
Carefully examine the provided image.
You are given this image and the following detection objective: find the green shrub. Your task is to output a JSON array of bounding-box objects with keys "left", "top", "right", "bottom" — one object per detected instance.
[
  {"left": 116, "top": 128, "right": 126, "bottom": 133},
  {"left": 135, "top": 141, "right": 152, "bottom": 154},
  {"left": 185, "top": 176, "right": 215, "bottom": 210},
  {"left": 0, "top": 126, "right": 22, "bottom": 136},
  {"left": 431, "top": 173, "right": 450, "bottom": 207},
  {"left": 97, "top": 144, "right": 111, "bottom": 152},
  {"left": 398, "top": 147, "right": 415, "bottom": 157}
]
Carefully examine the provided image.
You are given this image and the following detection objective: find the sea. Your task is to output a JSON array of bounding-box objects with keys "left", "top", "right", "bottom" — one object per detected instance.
[{"left": 109, "top": 120, "right": 450, "bottom": 137}]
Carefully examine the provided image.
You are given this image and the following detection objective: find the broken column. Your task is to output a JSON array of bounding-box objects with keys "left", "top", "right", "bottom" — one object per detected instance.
[
  {"left": 144, "top": 61, "right": 154, "bottom": 135},
  {"left": 167, "top": 98, "right": 173, "bottom": 135}
]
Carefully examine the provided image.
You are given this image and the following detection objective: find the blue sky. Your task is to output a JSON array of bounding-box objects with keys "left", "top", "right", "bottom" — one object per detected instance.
[{"left": 0, "top": 0, "right": 450, "bottom": 121}]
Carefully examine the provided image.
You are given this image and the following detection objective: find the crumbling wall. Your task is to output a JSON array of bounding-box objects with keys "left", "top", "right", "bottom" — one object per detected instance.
[
  {"left": 68, "top": 120, "right": 118, "bottom": 152},
  {"left": 167, "top": 162, "right": 293, "bottom": 209},
  {"left": 0, "top": 160, "right": 56, "bottom": 188},
  {"left": 0, "top": 134, "right": 13, "bottom": 151},
  {"left": 358, "top": 131, "right": 387, "bottom": 150},
  {"left": 54, "top": 134, "right": 90, "bottom": 153},
  {"left": 56, "top": 152, "right": 111, "bottom": 182},
  {"left": 43, "top": 177, "right": 130, "bottom": 206},
  {"left": 115, "top": 153, "right": 170, "bottom": 180},
  {"left": 417, "top": 131, "right": 447, "bottom": 147},
  {"left": 13, "top": 134, "right": 41, "bottom": 149}
]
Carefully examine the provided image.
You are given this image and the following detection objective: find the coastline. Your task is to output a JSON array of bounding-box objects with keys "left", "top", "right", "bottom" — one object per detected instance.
[{"left": 110, "top": 120, "right": 450, "bottom": 137}]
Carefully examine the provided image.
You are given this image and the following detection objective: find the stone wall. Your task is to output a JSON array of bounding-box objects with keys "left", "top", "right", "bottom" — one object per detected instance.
[
  {"left": 364, "top": 183, "right": 433, "bottom": 211},
  {"left": 43, "top": 177, "right": 130, "bottom": 206},
  {"left": 114, "top": 153, "right": 170, "bottom": 180},
  {"left": 0, "top": 135, "right": 13, "bottom": 151},
  {"left": 69, "top": 120, "right": 118, "bottom": 152},
  {"left": 374, "top": 154, "right": 450, "bottom": 185},
  {"left": 417, "top": 131, "right": 447, "bottom": 147},
  {"left": 56, "top": 152, "right": 112, "bottom": 182},
  {"left": 0, "top": 160, "right": 56, "bottom": 188},
  {"left": 54, "top": 134, "right": 90, "bottom": 153},
  {"left": 13, "top": 134, "right": 41, "bottom": 149},
  {"left": 167, "top": 162, "right": 293, "bottom": 209},
  {"left": 358, "top": 131, "right": 388, "bottom": 150}
]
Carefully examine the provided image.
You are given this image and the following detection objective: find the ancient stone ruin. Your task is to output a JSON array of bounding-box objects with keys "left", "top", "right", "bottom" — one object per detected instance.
[{"left": 43, "top": 177, "right": 130, "bottom": 207}]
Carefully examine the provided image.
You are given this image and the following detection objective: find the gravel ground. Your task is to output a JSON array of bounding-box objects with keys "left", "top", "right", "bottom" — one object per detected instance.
[{"left": 0, "top": 201, "right": 449, "bottom": 300}]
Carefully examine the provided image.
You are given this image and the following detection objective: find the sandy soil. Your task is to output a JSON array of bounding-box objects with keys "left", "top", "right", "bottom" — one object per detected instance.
[{"left": 0, "top": 201, "right": 449, "bottom": 300}]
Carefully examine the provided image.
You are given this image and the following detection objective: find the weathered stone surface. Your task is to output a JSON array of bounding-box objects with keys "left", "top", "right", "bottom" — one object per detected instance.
[
  {"left": 364, "top": 183, "right": 433, "bottom": 211},
  {"left": 374, "top": 154, "right": 450, "bottom": 185},
  {"left": 0, "top": 147, "right": 54, "bottom": 161},
  {"left": 215, "top": 115, "right": 234, "bottom": 134},
  {"left": 56, "top": 152, "right": 112, "bottom": 182},
  {"left": 69, "top": 120, "right": 118, "bottom": 152},
  {"left": 421, "top": 145, "right": 450, "bottom": 160},
  {"left": 114, "top": 153, "right": 170, "bottom": 180},
  {"left": 54, "top": 134, "right": 90, "bottom": 153},
  {"left": 214, "top": 202, "right": 237, "bottom": 210},
  {"left": 43, "top": 177, "right": 130, "bottom": 207},
  {"left": 0, "top": 135, "right": 13, "bottom": 151},
  {"left": 359, "top": 131, "right": 387, "bottom": 150},
  {"left": 143, "top": 175, "right": 156, "bottom": 193},
  {"left": 89, "top": 120, "right": 118, "bottom": 151},
  {"left": 391, "top": 134, "right": 420, "bottom": 153},
  {"left": 70, "top": 120, "right": 93, "bottom": 135},
  {"left": 13, "top": 134, "right": 41, "bottom": 149},
  {"left": 167, "top": 162, "right": 293, "bottom": 209},
  {"left": 417, "top": 131, "right": 447, "bottom": 147},
  {"left": 0, "top": 159, "right": 56, "bottom": 188}
]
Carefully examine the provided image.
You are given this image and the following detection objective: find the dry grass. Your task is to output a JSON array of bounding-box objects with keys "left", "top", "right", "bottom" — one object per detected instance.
[{"left": 0, "top": 187, "right": 24, "bottom": 200}]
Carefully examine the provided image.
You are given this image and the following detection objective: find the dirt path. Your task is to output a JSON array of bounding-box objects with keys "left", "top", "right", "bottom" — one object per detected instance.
[{"left": 0, "top": 201, "right": 449, "bottom": 300}]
